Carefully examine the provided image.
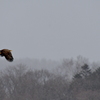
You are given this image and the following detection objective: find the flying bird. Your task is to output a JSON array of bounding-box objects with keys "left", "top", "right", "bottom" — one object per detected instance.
[{"left": 0, "top": 49, "right": 14, "bottom": 62}]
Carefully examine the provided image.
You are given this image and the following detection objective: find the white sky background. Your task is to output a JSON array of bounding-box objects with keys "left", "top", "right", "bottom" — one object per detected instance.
[{"left": 0, "top": 0, "right": 100, "bottom": 62}]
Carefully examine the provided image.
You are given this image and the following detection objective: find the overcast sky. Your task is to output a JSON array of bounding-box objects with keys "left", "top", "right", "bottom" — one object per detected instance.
[{"left": 0, "top": 0, "right": 100, "bottom": 62}]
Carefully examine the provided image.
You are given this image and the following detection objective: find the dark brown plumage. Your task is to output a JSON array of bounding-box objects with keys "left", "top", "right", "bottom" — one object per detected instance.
[{"left": 0, "top": 49, "right": 14, "bottom": 62}]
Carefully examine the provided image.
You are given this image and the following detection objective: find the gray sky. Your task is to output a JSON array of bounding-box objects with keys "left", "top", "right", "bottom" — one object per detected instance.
[{"left": 0, "top": 0, "right": 100, "bottom": 62}]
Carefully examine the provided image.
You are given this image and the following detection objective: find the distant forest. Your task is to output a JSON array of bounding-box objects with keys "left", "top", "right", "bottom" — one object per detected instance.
[{"left": 0, "top": 56, "right": 100, "bottom": 100}]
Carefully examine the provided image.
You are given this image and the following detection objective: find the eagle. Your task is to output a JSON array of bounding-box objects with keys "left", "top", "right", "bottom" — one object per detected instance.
[{"left": 0, "top": 49, "right": 14, "bottom": 62}]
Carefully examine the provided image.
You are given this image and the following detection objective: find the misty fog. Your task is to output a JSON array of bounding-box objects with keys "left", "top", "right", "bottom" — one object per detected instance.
[
  {"left": 0, "top": 56, "right": 100, "bottom": 100},
  {"left": 1, "top": 0, "right": 100, "bottom": 100}
]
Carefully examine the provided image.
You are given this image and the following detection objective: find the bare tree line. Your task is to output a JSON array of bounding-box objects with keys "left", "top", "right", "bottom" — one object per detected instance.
[{"left": 0, "top": 56, "right": 100, "bottom": 100}]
